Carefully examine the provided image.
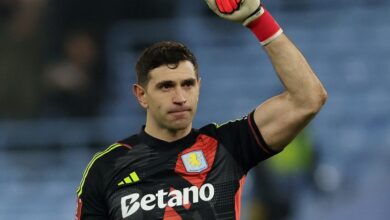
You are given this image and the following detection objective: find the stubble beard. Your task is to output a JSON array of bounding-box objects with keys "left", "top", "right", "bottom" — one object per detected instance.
[{"left": 164, "top": 113, "right": 193, "bottom": 132}]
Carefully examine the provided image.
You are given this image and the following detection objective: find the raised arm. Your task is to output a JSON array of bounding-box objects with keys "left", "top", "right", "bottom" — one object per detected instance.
[
  {"left": 204, "top": 0, "right": 327, "bottom": 151},
  {"left": 255, "top": 34, "right": 327, "bottom": 151}
]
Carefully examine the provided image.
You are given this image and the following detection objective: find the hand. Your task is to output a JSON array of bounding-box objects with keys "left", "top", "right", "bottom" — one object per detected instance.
[
  {"left": 204, "top": 0, "right": 264, "bottom": 26},
  {"left": 205, "top": 0, "right": 282, "bottom": 45}
]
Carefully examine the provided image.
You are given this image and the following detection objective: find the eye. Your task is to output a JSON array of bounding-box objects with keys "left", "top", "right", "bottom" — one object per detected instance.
[
  {"left": 161, "top": 84, "right": 171, "bottom": 89},
  {"left": 182, "top": 80, "right": 195, "bottom": 88},
  {"left": 157, "top": 82, "right": 174, "bottom": 91}
]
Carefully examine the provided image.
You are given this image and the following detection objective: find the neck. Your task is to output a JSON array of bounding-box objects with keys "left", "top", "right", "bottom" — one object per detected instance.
[{"left": 144, "top": 123, "right": 192, "bottom": 142}]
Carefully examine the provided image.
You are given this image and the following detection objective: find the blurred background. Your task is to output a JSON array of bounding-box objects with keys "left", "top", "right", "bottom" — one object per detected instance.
[{"left": 1, "top": 0, "right": 389, "bottom": 219}]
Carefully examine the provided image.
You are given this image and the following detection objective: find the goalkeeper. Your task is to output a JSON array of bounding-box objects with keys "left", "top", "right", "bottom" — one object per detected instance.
[{"left": 76, "top": 0, "right": 327, "bottom": 219}]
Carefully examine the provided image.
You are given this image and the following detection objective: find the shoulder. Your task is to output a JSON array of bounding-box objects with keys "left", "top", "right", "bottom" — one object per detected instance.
[
  {"left": 76, "top": 135, "right": 139, "bottom": 197},
  {"left": 199, "top": 115, "right": 250, "bottom": 135}
]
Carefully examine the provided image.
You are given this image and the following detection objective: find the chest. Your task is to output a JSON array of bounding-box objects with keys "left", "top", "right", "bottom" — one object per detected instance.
[{"left": 105, "top": 142, "right": 243, "bottom": 219}]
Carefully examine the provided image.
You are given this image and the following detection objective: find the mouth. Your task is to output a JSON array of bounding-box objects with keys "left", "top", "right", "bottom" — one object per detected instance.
[
  {"left": 167, "top": 107, "right": 192, "bottom": 118},
  {"left": 168, "top": 108, "right": 191, "bottom": 114}
]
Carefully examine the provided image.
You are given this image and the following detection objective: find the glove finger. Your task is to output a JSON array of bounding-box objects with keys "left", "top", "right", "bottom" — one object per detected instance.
[
  {"left": 229, "top": 0, "right": 238, "bottom": 10},
  {"left": 222, "top": 0, "right": 234, "bottom": 13},
  {"left": 222, "top": 0, "right": 233, "bottom": 14},
  {"left": 216, "top": 0, "right": 226, "bottom": 13}
]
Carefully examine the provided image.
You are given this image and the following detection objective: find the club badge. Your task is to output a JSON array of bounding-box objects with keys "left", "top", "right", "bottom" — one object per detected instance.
[{"left": 181, "top": 150, "right": 208, "bottom": 173}]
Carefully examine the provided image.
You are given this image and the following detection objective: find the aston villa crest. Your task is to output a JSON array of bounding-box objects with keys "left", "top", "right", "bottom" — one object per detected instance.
[{"left": 181, "top": 150, "right": 208, "bottom": 173}]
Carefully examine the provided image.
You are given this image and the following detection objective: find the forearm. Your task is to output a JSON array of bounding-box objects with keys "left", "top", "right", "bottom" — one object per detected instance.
[{"left": 264, "top": 34, "right": 327, "bottom": 111}]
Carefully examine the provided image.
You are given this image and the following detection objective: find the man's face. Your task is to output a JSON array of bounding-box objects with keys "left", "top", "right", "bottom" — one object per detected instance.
[{"left": 137, "top": 61, "right": 200, "bottom": 132}]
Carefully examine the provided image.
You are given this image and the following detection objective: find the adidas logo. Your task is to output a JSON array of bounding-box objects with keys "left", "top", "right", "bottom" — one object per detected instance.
[{"left": 118, "top": 172, "right": 140, "bottom": 186}]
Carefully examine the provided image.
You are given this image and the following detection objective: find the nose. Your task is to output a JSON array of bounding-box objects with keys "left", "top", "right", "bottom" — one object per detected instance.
[{"left": 172, "top": 88, "right": 187, "bottom": 105}]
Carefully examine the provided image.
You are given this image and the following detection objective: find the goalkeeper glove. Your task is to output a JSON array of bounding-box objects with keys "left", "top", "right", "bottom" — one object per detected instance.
[{"left": 205, "top": 0, "right": 283, "bottom": 45}]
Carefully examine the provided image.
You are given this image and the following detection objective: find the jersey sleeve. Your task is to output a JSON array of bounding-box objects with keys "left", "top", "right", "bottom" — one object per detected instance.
[
  {"left": 215, "top": 111, "right": 281, "bottom": 173},
  {"left": 76, "top": 157, "right": 108, "bottom": 220}
]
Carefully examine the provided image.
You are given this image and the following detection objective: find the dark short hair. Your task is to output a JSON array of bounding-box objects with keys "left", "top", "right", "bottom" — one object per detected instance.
[{"left": 135, "top": 41, "right": 198, "bottom": 87}]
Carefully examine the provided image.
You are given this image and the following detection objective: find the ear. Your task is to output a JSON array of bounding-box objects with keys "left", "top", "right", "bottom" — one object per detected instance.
[{"left": 132, "top": 84, "right": 148, "bottom": 109}]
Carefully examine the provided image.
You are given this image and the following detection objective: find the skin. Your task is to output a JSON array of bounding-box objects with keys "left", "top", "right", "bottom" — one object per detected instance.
[
  {"left": 133, "top": 61, "right": 201, "bottom": 142},
  {"left": 134, "top": 34, "right": 327, "bottom": 151},
  {"left": 255, "top": 34, "right": 327, "bottom": 151}
]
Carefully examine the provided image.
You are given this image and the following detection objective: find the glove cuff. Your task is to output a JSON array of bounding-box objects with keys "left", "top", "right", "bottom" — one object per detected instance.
[{"left": 246, "top": 6, "right": 283, "bottom": 46}]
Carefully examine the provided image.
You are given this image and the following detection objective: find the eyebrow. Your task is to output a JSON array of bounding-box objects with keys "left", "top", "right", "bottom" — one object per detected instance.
[
  {"left": 181, "top": 78, "right": 196, "bottom": 85},
  {"left": 155, "top": 80, "right": 175, "bottom": 88},
  {"left": 155, "top": 78, "right": 197, "bottom": 88}
]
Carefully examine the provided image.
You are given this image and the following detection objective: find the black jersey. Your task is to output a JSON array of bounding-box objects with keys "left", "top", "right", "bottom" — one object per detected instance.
[{"left": 76, "top": 111, "right": 280, "bottom": 220}]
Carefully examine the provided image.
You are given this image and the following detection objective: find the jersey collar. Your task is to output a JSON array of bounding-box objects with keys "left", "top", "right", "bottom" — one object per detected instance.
[{"left": 138, "top": 126, "right": 197, "bottom": 151}]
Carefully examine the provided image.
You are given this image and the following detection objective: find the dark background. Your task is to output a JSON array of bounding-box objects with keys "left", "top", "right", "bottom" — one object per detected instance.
[{"left": 1, "top": 0, "right": 390, "bottom": 219}]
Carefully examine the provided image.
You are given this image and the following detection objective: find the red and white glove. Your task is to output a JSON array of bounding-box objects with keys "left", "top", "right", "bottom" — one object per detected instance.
[{"left": 205, "top": 0, "right": 283, "bottom": 45}]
